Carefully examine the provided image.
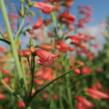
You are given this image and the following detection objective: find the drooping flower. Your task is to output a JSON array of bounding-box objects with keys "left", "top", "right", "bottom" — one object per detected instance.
[
  {"left": 65, "top": 0, "right": 74, "bottom": 7},
  {"left": 33, "top": 2, "right": 53, "bottom": 14},
  {"left": 0, "top": 69, "right": 10, "bottom": 75},
  {"left": 76, "top": 96, "right": 94, "bottom": 109},
  {"left": 35, "top": 67, "right": 55, "bottom": 85},
  {"left": 74, "top": 68, "right": 81, "bottom": 75},
  {"left": 86, "top": 88, "right": 109, "bottom": 100},
  {"left": 81, "top": 66, "right": 92, "bottom": 75},
  {"left": 2, "top": 77, "right": 11, "bottom": 84},
  {"left": 92, "top": 82, "right": 102, "bottom": 90},
  {"left": 77, "top": 5, "right": 92, "bottom": 28},
  {"left": 17, "top": 100, "right": 25, "bottom": 108},
  {"left": 0, "top": 46, "right": 7, "bottom": 53},
  {"left": 0, "top": 92, "right": 6, "bottom": 100},
  {"left": 39, "top": 43, "right": 53, "bottom": 51},
  {"left": 35, "top": 49, "right": 59, "bottom": 66},
  {"left": 56, "top": 40, "right": 74, "bottom": 53},
  {"left": 35, "top": 67, "right": 54, "bottom": 81},
  {"left": 69, "top": 35, "right": 81, "bottom": 45},
  {"left": 33, "top": 16, "right": 43, "bottom": 29},
  {"left": 19, "top": 49, "right": 31, "bottom": 57},
  {"left": 59, "top": 12, "right": 75, "bottom": 25}
]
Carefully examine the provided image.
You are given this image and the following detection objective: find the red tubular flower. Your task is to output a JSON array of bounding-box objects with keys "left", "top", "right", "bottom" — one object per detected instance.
[
  {"left": 8, "top": 13, "right": 19, "bottom": 20},
  {"left": 2, "top": 77, "right": 11, "bottom": 84},
  {"left": 69, "top": 35, "right": 81, "bottom": 45},
  {"left": 0, "top": 69, "right": 10, "bottom": 75},
  {"left": 52, "top": 94, "right": 59, "bottom": 100},
  {"left": 35, "top": 67, "right": 54, "bottom": 83},
  {"left": 86, "top": 88, "right": 109, "bottom": 100},
  {"left": 0, "top": 46, "right": 7, "bottom": 52},
  {"left": 34, "top": 79, "right": 44, "bottom": 85},
  {"left": 81, "top": 66, "right": 92, "bottom": 75},
  {"left": 59, "top": 12, "right": 75, "bottom": 25},
  {"left": 17, "top": 100, "right": 25, "bottom": 108},
  {"left": 77, "top": 19, "right": 85, "bottom": 28},
  {"left": 92, "top": 82, "right": 102, "bottom": 90},
  {"left": 53, "top": 3, "right": 61, "bottom": 11},
  {"left": 33, "top": 16, "right": 43, "bottom": 29},
  {"left": 35, "top": 49, "right": 59, "bottom": 66},
  {"left": 74, "top": 68, "right": 81, "bottom": 75},
  {"left": 0, "top": 92, "right": 6, "bottom": 100},
  {"left": 76, "top": 96, "right": 94, "bottom": 109},
  {"left": 19, "top": 49, "right": 31, "bottom": 57},
  {"left": 66, "top": 0, "right": 74, "bottom": 7},
  {"left": 42, "top": 92, "right": 49, "bottom": 99},
  {"left": 56, "top": 40, "right": 74, "bottom": 53},
  {"left": 33, "top": 2, "right": 53, "bottom": 14},
  {"left": 77, "top": 5, "right": 92, "bottom": 28},
  {"left": 43, "top": 68, "right": 54, "bottom": 80},
  {"left": 39, "top": 43, "right": 53, "bottom": 51},
  {"left": 87, "top": 52, "right": 94, "bottom": 61}
]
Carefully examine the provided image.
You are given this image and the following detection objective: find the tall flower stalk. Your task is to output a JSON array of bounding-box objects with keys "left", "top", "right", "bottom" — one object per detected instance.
[{"left": 0, "top": 0, "right": 26, "bottom": 89}]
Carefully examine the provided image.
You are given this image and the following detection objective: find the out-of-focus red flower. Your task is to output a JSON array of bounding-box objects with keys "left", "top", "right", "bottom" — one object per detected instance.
[
  {"left": 2, "top": 77, "right": 11, "bottom": 84},
  {"left": 33, "top": 2, "right": 53, "bottom": 14},
  {"left": 77, "top": 5, "right": 92, "bottom": 28},
  {"left": 35, "top": 49, "right": 59, "bottom": 66},
  {"left": 76, "top": 96, "right": 94, "bottom": 109},
  {"left": 87, "top": 53, "right": 94, "bottom": 61},
  {"left": 77, "top": 33, "right": 94, "bottom": 42},
  {"left": 0, "top": 69, "right": 10, "bottom": 75},
  {"left": 17, "top": 100, "right": 25, "bottom": 108},
  {"left": 0, "top": 92, "right": 6, "bottom": 100},
  {"left": 35, "top": 67, "right": 55, "bottom": 85},
  {"left": 0, "top": 46, "right": 7, "bottom": 53},
  {"left": 42, "top": 92, "right": 49, "bottom": 99},
  {"left": 39, "top": 43, "right": 53, "bottom": 51},
  {"left": 46, "top": 0, "right": 58, "bottom": 3},
  {"left": 81, "top": 66, "right": 92, "bottom": 75},
  {"left": 59, "top": 12, "right": 75, "bottom": 25},
  {"left": 65, "top": 0, "right": 74, "bottom": 7},
  {"left": 56, "top": 40, "right": 74, "bottom": 53},
  {"left": 33, "top": 17, "right": 43, "bottom": 29},
  {"left": 74, "top": 68, "right": 81, "bottom": 75},
  {"left": 96, "top": 67, "right": 103, "bottom": 73},
  {"left": 92, "top": 44, "right": 99, "bottom": 49},
  {"left": 53, "top": 3, "right": 61, "bottom": 11},
  {"left": 68, "top": 25, "right": 75, "bottom": 31},
  {"left": 77, "top": 19, "right": 85, "bottom": 28},
  {"left": 69, "top": 35, "right": 81, "bottom": 45},
  {"left": 35, "top": 67, "right": 54, "bottom": 81},
  {"left": 8, "top": 13, "right": 19, "bottom": 20},
  {"left": 92, "top": 82, "right": 102, "bottom": 90},
  {"left": 52, "top": 94, "right": 59, "bottom": 100},
  {"left": 34, "top": 79, "right": 44, "bottom": 85},
  {"left": 86, "top": 88, "right": 109, "bottom": 100},
  {"left": 78, "top": 5, "right": 92, "bottom": 15},
  {"left": 19, "top": 49, "right": 31, "bottom": 57}
]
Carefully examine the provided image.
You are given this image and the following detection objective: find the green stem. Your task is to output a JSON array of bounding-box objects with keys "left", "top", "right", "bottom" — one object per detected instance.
[
  {"left": 1, "top": 80, "right": 22, "bottom": 100},
  {"left": 27, "top": 71, "right": 73, "bottom": 104},
  {"left": 28, "top": 55, "right": 35, "bottom": 98},
  {"left": 59, "top": 86, "right": 64, "bottom": 109},
  {"left": 0, "top": 0, "right": 25, "bottom": 87},
  {"left": 15, "top": 17, "right": 25, "bottom": 40},
  {"left": 66, "top": 75, "right": 73, "bottom": 109},
  {"left": 51, "top": 12, "right": 57, "bottom": 27}
]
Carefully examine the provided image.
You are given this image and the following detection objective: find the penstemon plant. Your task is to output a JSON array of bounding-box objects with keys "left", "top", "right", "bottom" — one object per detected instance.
[{"left": 0, "top": 0, "right": 109, "bottom": 109}]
